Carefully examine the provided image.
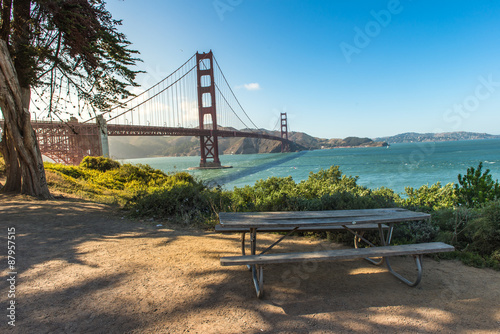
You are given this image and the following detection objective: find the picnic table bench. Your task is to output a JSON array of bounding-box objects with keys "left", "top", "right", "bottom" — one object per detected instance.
[{"left": 216, "top": 208, "right": 454, "bottom": 298}]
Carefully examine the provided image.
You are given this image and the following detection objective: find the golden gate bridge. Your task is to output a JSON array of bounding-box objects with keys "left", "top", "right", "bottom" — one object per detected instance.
[{"left": 0, "top": 51, "right": 291, "bottom": 167}]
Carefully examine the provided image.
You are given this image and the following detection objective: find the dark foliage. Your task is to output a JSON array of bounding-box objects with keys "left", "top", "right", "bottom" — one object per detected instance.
[
  {"left": 455, "top": 162, "right": 500, "bottom": 207},
  {"left": 79, "top": 156, "right": 120, "bottom": 172}
]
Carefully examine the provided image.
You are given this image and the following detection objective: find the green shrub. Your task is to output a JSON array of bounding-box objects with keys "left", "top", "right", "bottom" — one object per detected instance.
[
  {"left": 400, "top": 182, "right": 456, "bottom": 211},
  {"left": 116, "top": 163, "right": 170, "bottom": 186},
  {"left": 229, "top": 166, "right": 398, "bottom": 213},
  {"left": 433, "top": 206, "right": 477, "bottom": 248},
  {"left": 127, "top": 184, "right": 205, "bottom": 218},
  {"left": 80, "top": 156, "right": 120, "bottom": 172},
  {"left": 297, "top": 165, "right": 360, "bottom": 198},
  {"left": 230, "top": 176, "right": 298, "bottom": 212},
  {"left": 455, "top": 162, "right": 500, "bottom": 207},
  {"left": 44, "top": 161, "right": 193, "bottom": 205},
  {"left": 468, "top": 200, "right": 500, "bottom": 256},
  {"left": 430, "top": 202, "right": 500, "bottom": 259},
  {"left": 492, "top": 250, "right": 500, "bottom": 262},
  {"left": 45, "top": 163, "right": 94, "bottom": 179},
  {"left": 392, "top": 220, "right": 439, "bottom": 244},
  {"left": 124, "top": 177, "right": 226, "bottom": 226},
  {"left": 438, "top": 250, "right": 500, "bottom": 269},
  {"left": 0, "top": 155, "right": 5, "bottom": 177}
]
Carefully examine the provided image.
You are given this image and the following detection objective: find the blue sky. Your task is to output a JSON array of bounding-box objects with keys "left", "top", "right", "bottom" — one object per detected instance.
[{"left": 105, "top": 0, "right": 500, "bottom": 139}]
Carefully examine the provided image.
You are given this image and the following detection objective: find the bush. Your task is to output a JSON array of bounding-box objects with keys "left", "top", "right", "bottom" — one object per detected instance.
[
  {"left": 0, "top": 155, "right": 5, "bottom": 177},
  {"left": 392, "top": 220, "right": 439, "bottom": 244},
  {"left": 455, "top": 162, "right": 500, "bottom": 207},
  {"left": 80, "top": 156, "right": 120, "bottom": 172},
  {"left": 432, "top": 207, "right": 477, "bottom": 248},
  {"left": 297, "top": 165, "right": 360, "bottom": 198},
  {"left": 400, "top": 182, "right": 456, "bottom": 212},
  {"left": 45, "top": 163, "right": 94, "bottom": 180},
  {"left": 127, "top": 183, "right": 207, "bottom": 220},
  {"left": 229, "top": 166, "right": 398, "bottom": 213},
  {"left": 125, "top": 177, "right": 226, "bottom": 226},
  {"left": 44, "top": 161, "right": 189, "bottom": 205},
  {"left": 116, "top": 163, "right": 170, "bottom": 186},
  {"left": 468, "top": 200, "right": 500, "bottom": 256}
]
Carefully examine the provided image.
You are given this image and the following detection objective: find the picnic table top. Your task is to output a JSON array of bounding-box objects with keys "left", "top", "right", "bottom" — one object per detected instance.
[{"left": 218, "top": 208, "right": 430, "bottom": 229}]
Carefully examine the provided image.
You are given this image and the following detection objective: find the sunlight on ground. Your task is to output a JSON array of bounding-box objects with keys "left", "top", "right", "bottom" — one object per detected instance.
[
  {"left": 348, "top": 266, "right": 385, "bottom": 275},
  {"left": 370, "top": 306, "right": 453, "bottom": 332}
]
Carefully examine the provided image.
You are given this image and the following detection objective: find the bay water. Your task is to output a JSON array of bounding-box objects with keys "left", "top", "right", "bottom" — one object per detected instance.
[{"left": 123, "top": 139, "right": 500, "bottom": 194}]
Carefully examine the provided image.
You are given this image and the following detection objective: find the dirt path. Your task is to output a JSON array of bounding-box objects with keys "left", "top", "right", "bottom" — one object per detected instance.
[{"left": 1, "top": 195, "right": 499, "bottom": 333}]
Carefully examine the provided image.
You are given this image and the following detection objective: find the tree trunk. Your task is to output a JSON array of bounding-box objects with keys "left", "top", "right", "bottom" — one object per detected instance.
[
  {"left": 0, "top": 126, "right": 21, "bottom": 192},
  {"left": 0, "top": 39, "right": 52, "bottom": 199}
]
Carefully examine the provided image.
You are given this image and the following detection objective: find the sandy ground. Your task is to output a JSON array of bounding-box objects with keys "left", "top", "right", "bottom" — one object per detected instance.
[{"left": 1, "top": 195, "right": 500, "bottom": 334}]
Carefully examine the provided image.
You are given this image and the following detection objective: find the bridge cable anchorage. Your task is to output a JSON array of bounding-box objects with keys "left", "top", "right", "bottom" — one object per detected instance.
[
  {"left": 83, "top": 53, "right": 197, "bottom": 123},
  {"left": 106, "top": 62, "right": 198, "bottom": 122},
  {"left": 213, "top": 56, "right": 260, "bottom": 131}
]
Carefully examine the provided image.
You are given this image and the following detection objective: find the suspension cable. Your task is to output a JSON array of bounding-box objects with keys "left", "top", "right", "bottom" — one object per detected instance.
[
  {"left": 214, "top": 82, "right": 250, "bottom": 129},
  {"left": 272, "top": 117, "right": 280, "bottom": 131},
  {"left": 84, "top": 53, "right": 197, "bottom": 123},
  {"left": 199, "top": 58, "right": 251, "bottom": 130},
  {"left": 107, "top": 62, "right": 199, "bottom": 122},
  {"left": 213, "top": 55, "right": 259, "bottom": 129}
]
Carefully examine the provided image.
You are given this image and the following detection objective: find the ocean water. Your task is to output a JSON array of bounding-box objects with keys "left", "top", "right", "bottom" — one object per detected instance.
[{"left": 122, "top": 139, "right": 500, "bottom": 194}]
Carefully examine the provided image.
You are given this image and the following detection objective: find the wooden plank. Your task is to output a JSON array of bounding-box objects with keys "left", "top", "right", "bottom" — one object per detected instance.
[
  {"left": 220, "top": 214, "right": 430, "bottom": 228},
  {"left": 219, "top": 215, "right": 430, "bottom": 227},
  {"left": 215, "top": 223, "right": 389, "bottom": 233},
  {"left": 220, "top": 242, "right": 454, "bottom": 266},
  {"left": 220, "top": 208, "right": 406, "bottom": 219},
  {"left": 218, "top": 209, "right": 430, "bottom": 228},
  {"left": 219, "top": 208, "right": 421, "bottom": 221}
]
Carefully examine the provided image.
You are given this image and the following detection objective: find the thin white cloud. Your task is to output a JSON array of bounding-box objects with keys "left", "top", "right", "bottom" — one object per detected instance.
[{"left": 236, "top": 83, "right": 261, "bottom": 91}]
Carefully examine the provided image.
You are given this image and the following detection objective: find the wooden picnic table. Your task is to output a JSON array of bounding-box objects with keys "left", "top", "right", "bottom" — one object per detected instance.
[{"left": 216, "top": 208, "right": 454, "bottom": 298}]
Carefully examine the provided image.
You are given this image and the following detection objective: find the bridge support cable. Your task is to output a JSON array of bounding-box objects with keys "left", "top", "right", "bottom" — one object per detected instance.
[
  {"left": 106, "top": 60, "right": 199, "bottom": 125},
  {"left": 213, "top": 56, "right": 260, "bottom": 130},
  {"left": 198, "top": 55, "right": 249, "bottom": 131},
  {"left": 83, "top": 53, "right": 197, "bottom": 123}
]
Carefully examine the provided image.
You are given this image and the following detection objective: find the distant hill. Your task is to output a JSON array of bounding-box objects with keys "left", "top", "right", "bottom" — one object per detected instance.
[
  {"left": 108, "top": 129, "right": 388, "bottom": 159},
  {"left": 374, "top": 131, "right": 500, "bottom": 144}
]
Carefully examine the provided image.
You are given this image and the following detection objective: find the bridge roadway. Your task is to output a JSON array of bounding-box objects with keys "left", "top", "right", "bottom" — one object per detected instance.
[
  {"left": 0, "top": 120, "right": 290, "bottom": 165},
  {"left": 106, "top": 124, "right": 287, "bottom": 142},
  {"left": 0, "top": 120, "right": 288, "bottom": 142}
]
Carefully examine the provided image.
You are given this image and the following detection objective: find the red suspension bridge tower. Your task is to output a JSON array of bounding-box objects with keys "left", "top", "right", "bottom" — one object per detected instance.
[
  {"left": 196, "top": 51, "right": 221, "bottom": 168},
  {"left": 280, "top": 112, "right": 290, "bottom": 153},
  {"left": 194, "top": 51, "right": 290, "bottom": 168}
]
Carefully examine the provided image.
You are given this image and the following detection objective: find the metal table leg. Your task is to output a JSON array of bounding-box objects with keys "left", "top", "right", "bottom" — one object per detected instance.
[
  {"left": 353, "top": 230, "right": 384, "bottom": 266},
  {"left": 381, "top": 223, "right": 423, "bottom": 287},
  {"left": 241, "top": 232, "right": 252, "bottom": 271},
  {"left": 249, "top": 228, "right": 264, "bottom": 298},
  {"left": 385, "top": 254, "right": 423, "bottom": 287}
]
